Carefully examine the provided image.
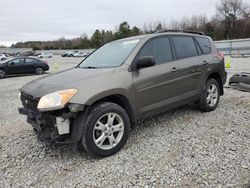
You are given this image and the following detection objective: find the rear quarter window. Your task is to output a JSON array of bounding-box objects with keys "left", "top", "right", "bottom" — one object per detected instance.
[
  {"left": 172, "top": 36, "right": 198, "bottom": 59},
  {"left": 195, "top": 37, "right": 211, "bottom": 54}
]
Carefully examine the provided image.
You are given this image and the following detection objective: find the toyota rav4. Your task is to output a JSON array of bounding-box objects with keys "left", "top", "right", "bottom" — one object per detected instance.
[{"left": 18, "top": 30, "right": 227, "bottom": 157}]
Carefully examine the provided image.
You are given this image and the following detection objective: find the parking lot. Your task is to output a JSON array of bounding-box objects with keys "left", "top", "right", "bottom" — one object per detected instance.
[{"left": 0, "top": 56, "right": 250, "bottom": 187}]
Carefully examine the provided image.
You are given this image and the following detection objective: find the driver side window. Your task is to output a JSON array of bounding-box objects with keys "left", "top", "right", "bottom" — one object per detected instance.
[{"left": 138, "top": 37, "right": 173, "bottom": 65}]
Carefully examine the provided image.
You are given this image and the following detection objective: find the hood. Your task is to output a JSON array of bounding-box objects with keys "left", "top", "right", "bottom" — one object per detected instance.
[{"left": 21, "top": 67, "right": 115, "bottom": 98}]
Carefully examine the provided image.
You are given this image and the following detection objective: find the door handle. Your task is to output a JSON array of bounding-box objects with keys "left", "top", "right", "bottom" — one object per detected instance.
[{"left": 171, "top": 67, "right": 178, "bottom": 73}]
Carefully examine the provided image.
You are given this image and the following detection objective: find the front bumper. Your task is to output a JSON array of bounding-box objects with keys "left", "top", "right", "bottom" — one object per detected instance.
[
  {"left": 18, "top": 93, "right": 81, "bottom": 144},
  {"left": 18, "top": 107, "right": 72, "bottom": 143},
  {"left": 18, "top": 107, "right": 45, "bottom": 132}
]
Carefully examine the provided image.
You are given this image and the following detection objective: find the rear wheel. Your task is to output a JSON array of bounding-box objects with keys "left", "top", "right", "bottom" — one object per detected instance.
[
  {"left": 198, "top": 78, "right": 220, "bottom": 112},
  {"left": 0, "top": 69, "right": 6, "bottom": 78},
  {"left": 79, "top": 102, "right": 130, "bottom": 157},
  {"left": 35, "top": 67, "right": 44, "bottom": 75}
]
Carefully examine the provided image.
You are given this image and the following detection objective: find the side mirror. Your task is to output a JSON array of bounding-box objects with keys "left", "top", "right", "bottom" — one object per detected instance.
[
  {"left": 10, "top": 62, "right": 15, "bottom": 65},
  {"left": 135, "top": 56, "right": 155, "bottom": 70}
]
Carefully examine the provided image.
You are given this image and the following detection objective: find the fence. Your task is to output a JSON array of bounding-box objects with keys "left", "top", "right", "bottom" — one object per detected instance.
[
  {"left": 214, "top": 38, "right": 250, "bottom": 56},
  {"left": 36, "top": 49, "right": 95, "bottom": 55},
  {"left": 0, "top": 48, "right": 32, "bottom": 54}
]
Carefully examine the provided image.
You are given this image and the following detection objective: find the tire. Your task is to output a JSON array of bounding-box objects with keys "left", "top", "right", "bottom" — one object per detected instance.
[
  {"left": 0, "top": 69, "right": 6, "bottom": 79},
  {"left": 78, "top": 102, "right": 130, "bottom": 157},
  {"left": 198, "top": 78, "right": 220, "bottom": 112},
  {"left": 35, "top": 67, "right": 44, "bottom": 75}
]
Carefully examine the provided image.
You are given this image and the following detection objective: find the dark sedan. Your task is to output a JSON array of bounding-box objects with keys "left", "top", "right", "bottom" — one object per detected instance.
[{"left": 0, "top": 57, "right": 49, "bottom": 78}]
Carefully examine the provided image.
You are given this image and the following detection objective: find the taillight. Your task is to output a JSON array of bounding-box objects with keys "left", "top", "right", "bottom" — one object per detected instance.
[
  {"left": 216, "top": 52, "right": 224, "bottom": 60},
  {"left": 43, "top": 61, "right": 48, "bottom": 64}
]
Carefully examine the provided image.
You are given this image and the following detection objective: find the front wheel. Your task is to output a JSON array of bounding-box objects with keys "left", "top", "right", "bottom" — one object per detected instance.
[
  {"left": 0, "top": 69, "right": 6, "bottom": 78},
  {"left": 198, "top": 78, "right": 220, "bottom": 112},
  {"left": 78, "top": 102, "right": 130, "bottom": 157}
]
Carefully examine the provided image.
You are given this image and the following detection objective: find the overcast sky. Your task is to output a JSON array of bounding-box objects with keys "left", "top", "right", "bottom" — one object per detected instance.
[{"left": 0, "top": 0, "right": 219, "bottom": 46}]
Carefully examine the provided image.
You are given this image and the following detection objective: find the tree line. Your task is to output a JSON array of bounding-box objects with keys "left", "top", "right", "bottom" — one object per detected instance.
[{"left": 12, "top": 0, "right": 250, "bottom": 50}]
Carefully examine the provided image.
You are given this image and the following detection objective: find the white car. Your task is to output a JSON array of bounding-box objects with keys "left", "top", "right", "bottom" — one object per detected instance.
[
  {"left": 73, "top": 51, "right": 88, "bottom": 57},
  {"left": 0, "top": 54, "right": 7, "bottom": 61},
  {"left": 38, "top": 53, "right": 53, "bottom": 58}
]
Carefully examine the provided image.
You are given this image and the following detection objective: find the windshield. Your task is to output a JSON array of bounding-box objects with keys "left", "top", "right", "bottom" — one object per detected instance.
[{"left": 79, "top": 39, "right": 141, "bottom": 68}]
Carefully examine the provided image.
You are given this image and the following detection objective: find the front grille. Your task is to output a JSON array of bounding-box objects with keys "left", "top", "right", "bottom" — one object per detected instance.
[{"left": 20, "top": 93, "right": 39, "bottom": 111}]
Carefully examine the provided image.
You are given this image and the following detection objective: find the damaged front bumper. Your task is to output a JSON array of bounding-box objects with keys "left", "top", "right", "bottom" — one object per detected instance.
[{"left": 18, "top": 93, "right": 84, "bottom": 144}]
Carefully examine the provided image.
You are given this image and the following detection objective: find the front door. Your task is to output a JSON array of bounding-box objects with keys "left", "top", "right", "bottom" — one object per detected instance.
[
  {"left": 132, "top": 36, "right": 181, "bottom": 116},
  {"left": 7, "top": 58, "right": 25, "bottom": 74}
]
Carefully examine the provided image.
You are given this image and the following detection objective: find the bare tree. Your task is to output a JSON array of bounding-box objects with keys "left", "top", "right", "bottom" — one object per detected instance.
[{"left": 216, "top": 0, "right": 247, "bottom": 39}]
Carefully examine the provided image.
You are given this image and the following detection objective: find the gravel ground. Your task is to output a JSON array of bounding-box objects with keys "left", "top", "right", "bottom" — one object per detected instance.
[{"left": 0, "top": 56, "right": 250, "bottom": 187}]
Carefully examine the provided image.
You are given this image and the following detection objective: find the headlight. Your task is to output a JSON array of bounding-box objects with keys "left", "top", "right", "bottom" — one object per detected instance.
[{"left": 37, "top": 89, "right": 78, "bottom": 111}]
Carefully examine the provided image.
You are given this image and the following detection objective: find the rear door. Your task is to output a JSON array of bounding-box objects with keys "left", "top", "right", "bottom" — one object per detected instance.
[
  {"left": 25, "top": 58, "right": 37, "bottom": 73},
  {"left": 170, "top": 35, "right": 205, "bottom": 97},
  {"left": 194, "top": 36, "right": 214, "bottom": 80},
  {"left": 7, "top": 58, "right": 25, "bottom": 74}
]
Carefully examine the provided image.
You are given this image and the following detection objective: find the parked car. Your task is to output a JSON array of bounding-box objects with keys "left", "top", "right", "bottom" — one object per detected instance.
[
  {"left": 3, "top": 53, "right": 11, "bottom": 57},
  {"left": 69, "top": 50, "right": 80, "bottom": 57},
  {"left": 73, "top": 51, "right": 88, "bottom": 57},
  {"left": 38, "top": 52, "right": 53, "bottom": 58},
  {"left": 18, "top": 30, "right": 227, "bottom": 157},
  {"left": 0, "top": 54, "right": 7, "bottom": 61},
  {"left": 22, "top": 51, "right": 36, "bottom": 56},
  {"left": 14, "top": 52, "right": 21, "bottom": 57},
  {"left": 61, "top": 51, "right": 72, "bottom": 57},
  {"left": 34, "top": 52, "right": 42, "bottom": 56},
  {"left": 0, "top": 57, "right": 49, "bottom": 78}
]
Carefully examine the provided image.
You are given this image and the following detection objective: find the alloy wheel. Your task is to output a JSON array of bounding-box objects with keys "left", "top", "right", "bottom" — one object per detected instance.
[
  {"left": 206, "top": 83, "right": 218, "bottom": 107},
  {"left": 35, "top": 67, "right": 44, "bottom": 75},
  {"left": 93, "top": 112, "right": 124, "bottom": 150},
  {"left": 0, "top": 70, "right": 6, "bottom": 78}
]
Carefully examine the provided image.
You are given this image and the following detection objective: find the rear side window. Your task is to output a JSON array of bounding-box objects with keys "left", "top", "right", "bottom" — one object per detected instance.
[
  {"left": 172, "top": 36, "right": 198, "bottom": 59},
  {"left": 138, "top": 37, "right": 173, "bottom": 65},
  {"left": 195, "top": 37, "right": 211, "bottom": 54},
  {"left": 26, "top": 58, "right": 37, "bottom": 63}
]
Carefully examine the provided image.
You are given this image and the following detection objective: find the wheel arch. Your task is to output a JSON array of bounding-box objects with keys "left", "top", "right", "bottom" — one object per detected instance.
[
  {"left": 0, "top": 67, "right": 7, "bottom": 71},
  {"left": 206, "top": 72, "right": 224, "bottom": 95},
  {"left": 88, "top": 94, "right": 136, "bottom": 128},
  {"left": 34, "top": 65, "right": 44, "bottom": 70}
]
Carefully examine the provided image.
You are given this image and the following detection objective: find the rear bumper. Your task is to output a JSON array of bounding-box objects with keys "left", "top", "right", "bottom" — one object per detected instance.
[
  {"left": 45, "top": 65, "right": 50, "bottom": 71},
  {"left": 229, "top": 72, "right": 250, "bottom": 85}
]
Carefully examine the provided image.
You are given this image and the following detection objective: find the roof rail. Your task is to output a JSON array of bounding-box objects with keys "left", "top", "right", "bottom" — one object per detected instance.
[{"left": 155, "top": 29, "right": 205, "bottom": 36}]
